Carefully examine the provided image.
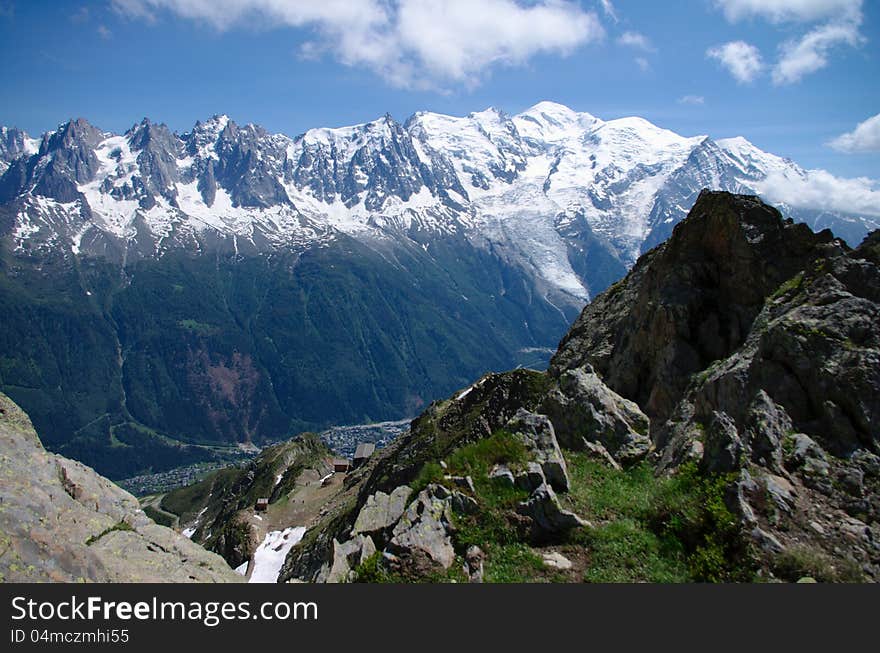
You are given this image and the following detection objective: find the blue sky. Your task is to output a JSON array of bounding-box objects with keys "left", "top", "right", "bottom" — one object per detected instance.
[{"left": 0, "top": 0, "right": 878, "bottom": 180}]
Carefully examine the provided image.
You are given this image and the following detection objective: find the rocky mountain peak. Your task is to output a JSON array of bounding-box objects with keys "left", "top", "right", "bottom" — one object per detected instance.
[{"left": 551, "top": 191, "right": 845, "bottom": 422}]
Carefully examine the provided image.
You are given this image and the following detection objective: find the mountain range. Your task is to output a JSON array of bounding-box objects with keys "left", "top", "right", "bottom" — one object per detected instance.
[{"left": 1, "top": 102, "right": 876, "bottom": 479}]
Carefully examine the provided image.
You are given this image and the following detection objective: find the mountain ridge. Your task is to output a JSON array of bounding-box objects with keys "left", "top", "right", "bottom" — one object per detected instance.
[
  {"left": 3, "top": 101, "right": 876, "bottom": 300},
  {"left": 1, "top": 104, "right": 877, "bottom": 480}
]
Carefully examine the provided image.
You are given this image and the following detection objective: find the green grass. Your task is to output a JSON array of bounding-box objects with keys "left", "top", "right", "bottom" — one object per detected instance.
[
  {"left": 445, "top": 429, "right": 529, "bottom": 476},
  {"left": 583, "top": 520, "right": 689, "bottom": 583},
  {"left": 767, "top": 271, "right": 805, "bottom": 302},
  {"left": 483, "top": 543, "right": 549, "bottom": 583},
  {"left": 771, "top": 544, "right": 864, "bottom": 583},
  {"left": 565, "top": 454, "right": 755, "bottom": 582},
  {"left": 85, "top": 520, "right": 134, "bottom": 546},
  {"left": 366, "top": 433, "right": 757, "bottom": 584},
  {"left": 352, "top": 552, "right": 469, "bottom": 583}
]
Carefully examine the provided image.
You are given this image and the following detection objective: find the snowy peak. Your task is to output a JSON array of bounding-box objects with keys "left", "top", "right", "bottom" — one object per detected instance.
[
  {"left": 0, "top": 102, "right": 876, "bottom": 302},
  {"left": 0, "top": 126, "right": 39, "bottom": 173},
  {"left": 513, "top": 100, "right": 601, "bottom": 144}
]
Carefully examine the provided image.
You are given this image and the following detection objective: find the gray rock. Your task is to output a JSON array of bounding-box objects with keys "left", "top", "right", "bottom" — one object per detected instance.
[
  {"left": 515, "top": 462, "right": 547, "bottom": 492},
  {"left": 517, "top": 483, "right": 592, "bottom": 535},
  {"left": 325, "top": 535, "right": 376, "bottom": 583},
  {"left": 0, "top": 393, "right": 240, "bottom": 583},
  {"left": 726, "top": 469, "right": 758, "bottom": 525},
  {"left": 542, "top": 551, "right": 573, "bottom": 570},
  {"left": 489, "top": 464, "right": 515, "bottom": 486},
  {"left": 351, "top": 485, "right": 411, "bottom": 538},
  {"left": 701, "top": 411, "right": 746, "bottom": 473},
  {"left": 751, "top": 527, "right": 785, "bottom": 554},
  {"left": 506, "top": 408, "right": 571, "bottom": 491},
  {"left": 388, "top": 485, "right": 456, "bottom": 569},
  {"left": 542, "top": 367, "right": 651, "bottom": 463},
  {"left": 580, "top": 438, "right": 622, "bottom": 471},
  {"left": 763, "top": 473, "right": 797, "bottom": 514},
  {"left": 450, "top": 490, "right": 479, "bottom": 515},
  {"left": 746, "top": 390, "right": 790, "bottom": 470},
  {"left": 444, "top": 475, "right": 476, "bottom": 493},
  {"left": 838, "top": 467, "right": 865, "bottom": 497},
  {"left": 465, "top": 545, "right": 484, "bottom": 583},
  {"left": 784, "top": 433, "right": 827, "bottom": 470}
]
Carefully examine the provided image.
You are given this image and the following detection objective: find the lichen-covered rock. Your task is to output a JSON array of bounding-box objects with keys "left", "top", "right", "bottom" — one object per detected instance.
[
  {"left": 0, "top": 393, "right": 240, "bottom": 583},
  {"left": 387, "top": 485, "right": 456, "bottom": 569},
  {"left": 324, "top": 535, "right": 376, "bottom": 583},
  {"left": 352, "top": 485, "right": 411, "bottom": 540},
  {"left": 515, "top": 462, "right": 548, "bottom": 493},
  {"left": 516, "top": 483, "right": 591, "bottom": 536},
  {"left": 506, "top": 408, "right": 570, "bottom": 491},
  {"left": 541, "top": 367, "right": 651, "bottom": 463}
]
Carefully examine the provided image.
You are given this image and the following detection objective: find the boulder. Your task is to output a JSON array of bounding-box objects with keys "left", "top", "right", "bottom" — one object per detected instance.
[
  {"left": 465, "top": 545, "right": 484, "bottom": 583},
  {"left": 444, "top": 475, "right": 476, "bottom": 493},
  {"left": 746, "top": 390, "right": 790, "bottom": 470},
  {"left": 542, "top": 367, "right": 651, "bottom": 464},
  {"left": 542, "top": 551, "right": 573, "bottom": 570},
  {"left": 515, "top": 462, "right": 547, "bottom": 493},
  {"left": 506, "top": 409, "right": 571, "bottom": 491},
  {"left": 352, "top": 485, "right": 411, "bottom": 539},
  {"left": 580, "top": 439, "right": 622, "bottom": 471},
  {"left": 489, "top": 464, "right": 515, "bottom": 486},
  {"left": 388, "top": 485, "right": 456, "bottom": 569},
  {"left": 517, "top": 483, "right": 591, "bottom": 536},
  {"left": 325, "top": 535, "right": 377, "bottom": 583},
  {"left": 701, "top": 411, "right": 746, "bottom": 473},
  {"left": 450, "top": 490, "right": 479, "bottom": 515}
]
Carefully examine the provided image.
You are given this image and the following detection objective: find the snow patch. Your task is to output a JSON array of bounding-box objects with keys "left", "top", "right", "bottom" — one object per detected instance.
[{"left": 249, "top": 527, "right": 306, "bottom": 584}]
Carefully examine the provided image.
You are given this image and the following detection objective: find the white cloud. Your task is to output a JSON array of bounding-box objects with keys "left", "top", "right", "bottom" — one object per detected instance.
[
  {"left": 395, "top": 0, "right": 602, "bottom": 87},
  {"left": 678, "top": 95, "right": 705, "bottom": 105},
  {"left": 713, "top": 1, "right": 864, "bottom": 85},
  {"left": 772, "top": 16, "right": 864, "bottom": 84},
  {"left": 617, "top": 31, "right": 653, "bottom": 51},
  {"left": 112, "top": 0, "right": 604, "bottom": 89},
  {"left": 707, "top": 41, "right": 764, "bottom": 83},
  {"left": 830, "top": 113, "right": 880, "bottom": 153},
  {"left": 714, "top": 0, "right": 861, "bottom": 23},
  {"left": 97, "top": 24, "right": 113, "bottom": 39},
  {"left": 634, "top": 56, "right": 650, "bottom": 72},
  {"left": 758, "top": 167, "right": 880, "bottom": 218},
  {"left": 598, "top": 0, "right": 618, "bottom": 22}
]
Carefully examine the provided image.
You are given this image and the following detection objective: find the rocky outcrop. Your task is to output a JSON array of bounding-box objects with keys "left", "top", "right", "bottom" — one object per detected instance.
[
  {"left": 551, "top": 191, "right": 840, "bottom": 423},
  {"left": 541, "top": 367, "right": 651, "bottom": 463},
  {"left": 323, "top": 535, "right": 377, "bottom": 583},
  {"left": 352, "top": 485, "right": 411, "bottom": 540},
  {"left": 0, "top": 393, "right": 240, "bottom": 583},
  {"left": 517, "top": 484, "right": 592, "bottom": 536},
  {"left": 505, "top": 408, "right": 570, "bottom": 491},
  {"left": 387, "top": 485, "right": 457, "bottom": 569}
]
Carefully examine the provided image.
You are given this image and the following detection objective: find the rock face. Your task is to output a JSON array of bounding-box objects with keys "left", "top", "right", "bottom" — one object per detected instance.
[
  {"left": 551, "top": 191, "right": 840, "bottom": 423},
  {"left": 0, "top": 393, "right": 240, "bottom": 583},
  {"left": 352, "top": 485, "right": 411, "bottom": 539},
  {"left": 388, "top": 485, "right": 457, "bottom": 569},
  {"left": 541, "top": 367, "right": 651, "bottom": 463},
  {"left": 506, "top": 408, "right": 570, "bottom": 491}
]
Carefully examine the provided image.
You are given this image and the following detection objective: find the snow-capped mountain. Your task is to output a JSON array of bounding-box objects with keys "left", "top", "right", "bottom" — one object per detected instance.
[{"left": 3, "top": 101, "right": 875, "bottom": 305}]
